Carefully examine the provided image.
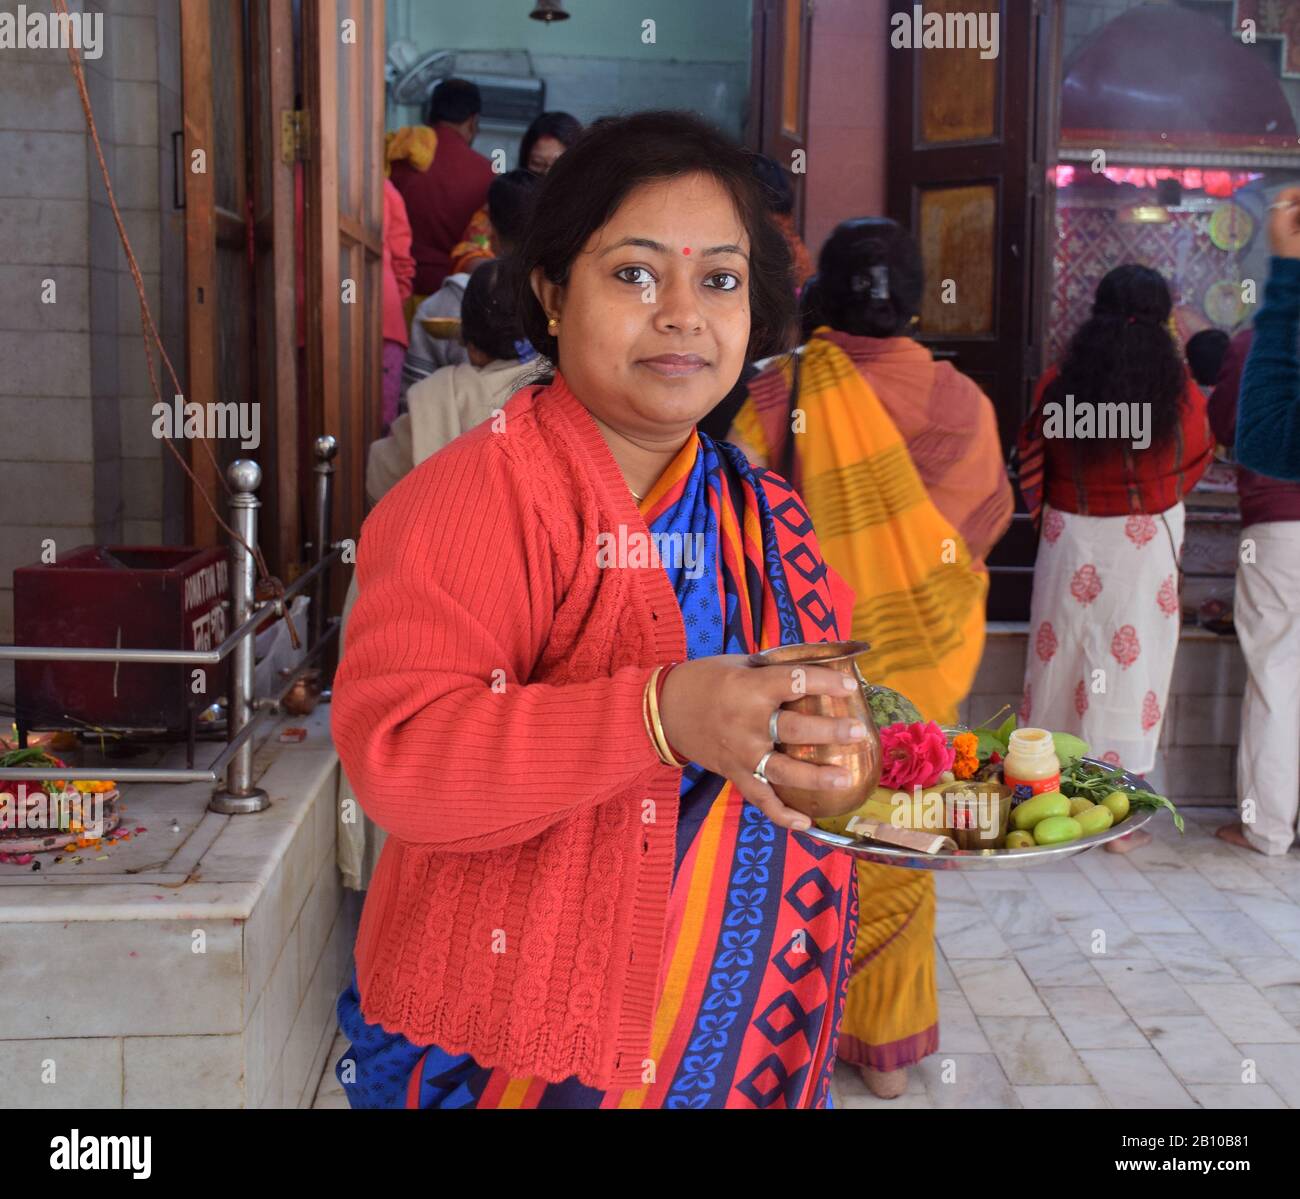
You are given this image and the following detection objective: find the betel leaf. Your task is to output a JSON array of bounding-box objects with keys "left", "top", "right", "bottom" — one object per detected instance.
[
  {"left": 0, "top": 747, "right": 56, "bottom": 769},
  {"left": 971, "top": 706, "right": 1015, "bottom": 760},
  {"left": 974, "top": 729, "right": 1002, "bottom": 759},
  {"left": 1128, "top": 791, "right": 1185, "bottom": 834}
]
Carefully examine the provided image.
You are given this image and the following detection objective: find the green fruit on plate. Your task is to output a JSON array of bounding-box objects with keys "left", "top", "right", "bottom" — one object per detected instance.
[
  {"left": 1101, "top": 791, "right": 1131, "bottom": 821},
  {"left": 1012, "top": 791, "right": 1071, "bottom": 831},
  {"left": 1033, "top": 815, "right": 1083, "bottom": 845},
  {"left": 814, "top": 787, "right": 904, "bottom": 836},
  {"left": 1068, "top": 798, "right": 1096, "bottom": 817},
  {"left": 1051, "top": 732, "right": 1090, "bottom": 766},
  {"left": 1076, "top": 805, "right": 1115, "bottom": 836},
  {"left": 1004, "top": 830, "right": 1036, "bottom": 849}
]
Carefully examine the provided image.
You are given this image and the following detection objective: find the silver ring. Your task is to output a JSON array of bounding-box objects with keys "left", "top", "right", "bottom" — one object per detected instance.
[
  {"left": 768, "top": 708, "right": 782, "bottom": 746},
  {"left": 752, "top": 750, "right": 776, "bottom": 785}
]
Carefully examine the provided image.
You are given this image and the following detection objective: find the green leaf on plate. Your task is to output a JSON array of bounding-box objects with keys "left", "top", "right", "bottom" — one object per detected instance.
[{"left": 1128, "top": 791, "right": 1185, "bottom": 834}]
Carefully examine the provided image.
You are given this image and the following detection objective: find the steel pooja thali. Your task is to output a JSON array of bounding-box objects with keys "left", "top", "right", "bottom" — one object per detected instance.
[{"left": 798, "top": 758, "right": 1156, "bottom": 872}]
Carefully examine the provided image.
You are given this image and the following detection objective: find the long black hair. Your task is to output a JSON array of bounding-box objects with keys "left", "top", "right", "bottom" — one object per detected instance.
[
  {"left": 461, "top": 259, "right": 525, "bottom": 362},
  {"left": 751, "top": 153, "right": 794, "bottom": 215},
  {"left": 512, "top": 110, "right": 796, "bottom": 368},
  {"left": 800, "top": 217, "right": 923, "bottom": 340},
  {"left": 519, "top": 111, "right": 582, "bottom": 173},
  {"left": 1045, "top": 264, "right": 1186, "bottom": 462}
]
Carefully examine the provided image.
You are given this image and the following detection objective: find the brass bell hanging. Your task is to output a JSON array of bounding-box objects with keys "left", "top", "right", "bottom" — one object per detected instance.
[{"left": 529, "top": 0, "right": 570, "bottom": 22}]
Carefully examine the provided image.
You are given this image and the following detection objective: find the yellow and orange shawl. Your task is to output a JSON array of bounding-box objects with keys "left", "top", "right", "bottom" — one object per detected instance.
[
  {"left": 384, "top": 125, "right": 437, "bottom": 177},
  {"left": 729, "top": 327, "right": 1012, "bottom": 724},
  {"left": 729, "top": 327, "right": 1012, "bottom": 1074}
]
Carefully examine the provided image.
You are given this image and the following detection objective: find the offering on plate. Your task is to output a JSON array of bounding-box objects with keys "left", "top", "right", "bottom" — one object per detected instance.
[
  {"left": 812, "top": 685, "right": 1184, "bottom": 865},
  {"left": 845, "top": 819, "right": 957, "bottom": 855}
]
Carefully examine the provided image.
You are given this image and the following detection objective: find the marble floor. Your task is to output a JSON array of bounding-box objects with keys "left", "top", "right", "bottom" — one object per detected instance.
[{"left": 309, "top": 805, "right": 1300, "bottom": 1110}]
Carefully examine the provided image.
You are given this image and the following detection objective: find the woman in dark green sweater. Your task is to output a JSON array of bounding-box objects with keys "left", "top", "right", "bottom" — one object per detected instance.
[{"left": 1239, "top": 188, "right": 1300, "bottom": 483}]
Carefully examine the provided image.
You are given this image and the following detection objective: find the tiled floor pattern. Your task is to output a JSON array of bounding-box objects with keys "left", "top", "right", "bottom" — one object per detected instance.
[{"left": 311, "top": 807, "right": 1300, "bottom": 1109}]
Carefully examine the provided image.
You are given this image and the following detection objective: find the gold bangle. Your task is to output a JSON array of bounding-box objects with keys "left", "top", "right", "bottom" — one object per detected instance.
[
  {"left": 642, "top": 670, "right": 665, "bottom": 764},
  {"left": 647, "top": 665, "right": 688, "bottom": 769},
  {"left": 643, "top": 667, "right": 679, "bottom": 767}
]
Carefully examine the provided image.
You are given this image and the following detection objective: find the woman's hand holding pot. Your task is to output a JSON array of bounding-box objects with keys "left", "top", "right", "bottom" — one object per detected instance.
[{"left": 658, "top": 656, "right": 872, "bottom": 831}]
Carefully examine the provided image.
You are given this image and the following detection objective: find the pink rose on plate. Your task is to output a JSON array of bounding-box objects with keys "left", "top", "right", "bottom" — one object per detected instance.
[{"left": 878, "top": 721, "right": 956, "bottom": 791}]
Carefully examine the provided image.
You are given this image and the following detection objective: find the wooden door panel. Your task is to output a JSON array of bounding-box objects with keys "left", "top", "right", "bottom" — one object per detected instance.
[
  {"left": 181, "top": 0, "right": 299, "bottom": 575},
  {"left": 888, "top": 0, "right": 1060, "bottom": 620},
  {"left": 181, "top": 0, "right": 256, "bottom": 545},
  {"left": 916, "top": 182, "right": 999, "bottom": 338},
  {"left": 916, "top": 0, "right": 1000, "bottom": 145},
  {"left": 249, "top": 0, "right": 299, "bottom": 576},
  {"left": 303, "top": 0, "right": 384, "bottom": 612}
]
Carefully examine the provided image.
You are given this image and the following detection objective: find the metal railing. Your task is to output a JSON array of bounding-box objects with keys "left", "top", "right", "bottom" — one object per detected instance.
[{"left": 0, "top": 436, "right": 346, "bottom": 813}]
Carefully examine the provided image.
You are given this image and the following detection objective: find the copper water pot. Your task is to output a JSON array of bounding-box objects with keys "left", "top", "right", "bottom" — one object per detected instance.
[{"left": 746, "top": 640, "right": 881, "bottom": 820}]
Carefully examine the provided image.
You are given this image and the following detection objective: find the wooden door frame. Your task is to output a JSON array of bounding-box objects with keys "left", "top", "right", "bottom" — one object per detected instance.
[
  {"left": 182, "top": 0, "right": 299, "bottom": 571},
  {"left": 303, "top": 0, "right": 341, "bottom": 496},
  {"left": 1029, "top": 0, "right": 1063, "bottom": 408},
  {"left": 750, "top": 0, "right": 814, "bottom": 232},
  {"left": 249, "top": 0, "right": 300, "bottom": 576},
  {"left": 302, "top": 0, "right": 385, "bottom": 611},
  {"left": 884, "top": 0, "right": 1062, "bottom": 620},
  {"left": 180, "top": 0, "right": 219, "bottom": 549},
  {"left": 885, "top": 0, "right": 1060, "bottom": 442}
]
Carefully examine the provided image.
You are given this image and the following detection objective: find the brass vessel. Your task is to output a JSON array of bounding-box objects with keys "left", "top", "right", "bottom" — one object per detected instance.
[
  {"left": 420, "top": 316, "right": 463, "bottom": 341},
  {"left": 939, "top": 780, "right": 1014, "bottom": 850},
  {"left": 282, "top": 669, "right": 322, "bottom": 716},
  {"left": 746, "top": 640, "right": 881, "bottom": 820}
]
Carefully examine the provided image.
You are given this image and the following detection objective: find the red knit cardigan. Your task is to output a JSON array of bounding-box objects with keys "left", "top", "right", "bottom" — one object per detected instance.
[{"left": 333, "top": 375, "right": 707, "bottom": 1089}]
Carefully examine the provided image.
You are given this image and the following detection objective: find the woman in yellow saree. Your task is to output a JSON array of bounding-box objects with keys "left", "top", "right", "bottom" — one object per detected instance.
[{"left": 728, "top": 219, "right": 1013, "bottom": 1098}]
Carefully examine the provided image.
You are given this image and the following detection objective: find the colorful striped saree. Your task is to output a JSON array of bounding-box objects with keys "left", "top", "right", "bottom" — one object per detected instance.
[
  {"left": 730, "top": 329, "right": 1012, "bottom": 1074},
  {"left": 336, "top": 428, "right": 858, "bottom": 1108}
]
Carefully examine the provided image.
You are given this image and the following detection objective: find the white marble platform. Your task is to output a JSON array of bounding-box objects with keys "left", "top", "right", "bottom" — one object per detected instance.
[{"left": 0, "top": 706, "right": 358, "bottom": 1108}]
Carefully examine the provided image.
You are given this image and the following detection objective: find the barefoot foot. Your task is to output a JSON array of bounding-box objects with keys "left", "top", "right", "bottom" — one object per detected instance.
[
  {"left": 860, "top": 1065, "right": 909, "bottom": 1099},
  {"left": 1215, "top": 822, "right": 1264, "bottom": 853},
  {"left": 1105, "top": 828, "right": 1152, "bottom": 854}
]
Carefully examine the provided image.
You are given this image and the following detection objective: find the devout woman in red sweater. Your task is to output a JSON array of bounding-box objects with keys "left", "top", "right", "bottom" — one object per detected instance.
[{"left": 331, "top": 112, "right": 869, "bottom": 1108}]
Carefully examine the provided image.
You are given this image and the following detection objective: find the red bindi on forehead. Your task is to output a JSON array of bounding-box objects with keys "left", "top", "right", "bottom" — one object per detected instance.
[{"left": 682, "top": 247, "right": 691, "bottom": 255}]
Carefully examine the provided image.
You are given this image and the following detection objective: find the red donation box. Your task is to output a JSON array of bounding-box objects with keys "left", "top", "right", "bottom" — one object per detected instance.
[{"left": 14, "top": 546, "right": 230, "bottom": 733}]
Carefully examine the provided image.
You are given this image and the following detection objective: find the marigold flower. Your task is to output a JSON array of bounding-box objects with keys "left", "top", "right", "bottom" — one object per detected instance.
[{"left": 951, "top": 731, "right": 980, "bottom": 779}]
